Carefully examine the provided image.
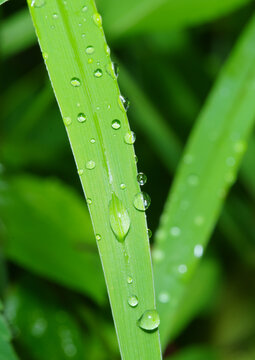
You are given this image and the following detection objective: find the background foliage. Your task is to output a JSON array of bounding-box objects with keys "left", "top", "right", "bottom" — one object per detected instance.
[{"left": 1, "top": 0, "right": 255, "bottom": 359}]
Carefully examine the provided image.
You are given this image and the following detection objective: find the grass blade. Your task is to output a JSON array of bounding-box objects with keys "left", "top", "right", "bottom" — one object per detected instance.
[
  {"left": 26, "top": 0, "right": 162, "bottom": 358},
  {"left": 153, "top": 15, "right": 255, "bottom": 348}
]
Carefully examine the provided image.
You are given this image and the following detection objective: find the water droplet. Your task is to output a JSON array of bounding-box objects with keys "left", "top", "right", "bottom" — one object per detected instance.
[
  {"left": 90, "top": 138, "right": 96, "bottom": 144},
  {"left": 158, "top": 292, "right": 170, "bottom": 304},
  {"left": 88, "top": 58, "right": 93, "bottom": 64},
  {"left": 70, "top": 77, "right": 81, "bottom": 87},
  {"left": 120, "top": 183, "right": 126, "bottom": 190},
  {"left": 63, "top": 117, "right": 72, "bottom": 126},
  {"left": 113, "top": 63, "right": 119, "bottom": 78},
  {"left": 147, "top": 229, "right": 152, "bottom": 238},
  {"left": 133, "top": 192, "right": 151, "bottom": 211},
  {"left": 178, "top": 264, "right": 187, "bottom": 274},
  {"left": 127, "top": 276, "right": 133, "bottom": 284},
  {"left": 187, "top": 174, "right": 199, "bottom": 186},
  {"left": 86, "top": 46, "right": 94, "bottom": 54},
  {"left": 93, "top": 13, "right": 102, "bottom": 27},
  {"left": 31, "top": 0, "right": 45, "bottom": 8},
  {"left": 42, "top": 52, "right": 48, "bottom": 60},
  {"left": 76, "top": 113, "right": 86, "bottom": 123},
  {"left": 95, "top": 234, "right": 101, "bottom": 241},
  {"left": 119, "top": 95, "right": 130, "bottom": 112},
  {"left": 170, "top": 226, "right": 181, "bottom": 237},
  {"left": 109, "top": 193, "right": 130, "bottom": 242},
  {"left": 124, "top": 131, "right": 136, "bottom": 145},
  {"left": 194, "top": 244, "right": 203, "bottom": 258},
  {"left": 87, "top": 198, "right": 92, "bottom": 205},
  {"left": 86, "top": 160, "right": 96, "bottom": 170},
  {"left": 82, "top": 5, "right": 87, "bottom": 12},
  {"left": 137, "top": 172, "right": 147, "bottom": 186},
  {"left": 128, "top": 295, "right": 138, "bottom": 307},
  {"left": 226, "top": 156, "right": 235, "bottom": 167},
  {"left": 52, "top": 12, "right": 58, "bottom": 19},
  {"left": 94, "top": 69, "right": 103, "bottom": 78},
  {"left": 81, "top": 33, "right": 86, "bottom": 38},
  {"left": 138, "top": 310, "right": 160, "bottom": 331},
  {"left": 78, "top": 169, "right": 84, "bottom": 175},
  {"left": 194, "top": 215, "right": 204, "bottom": 226},
  {"left": 134, "top": 155, "right": 138, "bottom": 163},
  {"left": 111, "top": 119, "right": 121, "bottom": 130},
  {"left": 105, "top": 44, "right": 111, "bottom": 56}
]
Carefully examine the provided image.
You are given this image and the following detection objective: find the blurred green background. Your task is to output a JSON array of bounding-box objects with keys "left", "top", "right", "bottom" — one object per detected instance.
[{"left": 1, "top": 0, "right": 255, "bottom": 359}]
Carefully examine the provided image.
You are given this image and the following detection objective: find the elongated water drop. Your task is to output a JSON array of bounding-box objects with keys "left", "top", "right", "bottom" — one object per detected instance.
[
  {"left": 128, "top": 295, "right": 138, "bottom": 308},
  {"left": 111, "top": 119, "right": 121, "bottom": 130},
  {"left": 124, "top": 131, "right": 136, "bottom": 145},
  {"left": 109, "top": 193, "right": 130, "bottom": 242},
  {"left": 138, "top": 310, "right": 160, "bottom": 331},
  {"left": 133, "top": 192, "right": 151, "bottom": 211},
  {"left": 70, "top": 77, "right": 81, "bottom": 87},
  {"left": 137, "top": 172, "right": 147, "bottom": 186}
]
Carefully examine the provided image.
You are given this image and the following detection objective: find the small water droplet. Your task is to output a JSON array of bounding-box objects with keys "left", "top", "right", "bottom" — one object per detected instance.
[
  {"left": 178, "top": 264, "right": 187, "bottom": 274},
  {"left": 120, "top": 183, "right": 126, "bottom": 190},
  {"left": 127, "top": 276, "right": 133, "bottom": 284},
  {"left": 147, "top": 229, "right": 152, "bottom": 238},
  {"left": 31, "top": 0, "right": 45, "bottom": 8},
  {"left": 187, "top": 174, "right": 199, "bottom": 186},
  {"left": 88, "top": 58, "right": 93, "bottom": 64},
  {"left": 119, "top": 94, "right": 130, "bottom": 112},
  {"left": 113, "top": 62, "right": 119, "bottom": 78},
  {"left": 94, "top": 69, "right": 103, "bottom": 78},
  {"left": 105, "top": 44, "right": 111, "bottom": 56},
  {"left": 78, "top": 169, "right": 84, "bottom": 175},
  {"left": 137, "top": 172, "right": 147, "bottom": 186},
  {"left": 134, "top": 155, "right": 138, "bottom": 163},
  {"left": 85, "top": 46, "right": 94, "bottom": 54},
  {"left": 63, "top": 117, "right": 72, "bottom": 126},
  {"left": 133, "top": 192, "right": 151, "bottom": 211},
  {"left": 93, "top": 12, "right": 102, "bottom": 27},
  {"left": 124, "top": 131, "right": 136, "bottom": 145},
  {"left": 128, "top": 295, "right": 138, "bottom": 308},
  {"left": 90, "top": 138, "right": 96, "bottom": 144},
  {"left": 77, "top": 113, "right": 86, "bottom": 123},
  {"left": 95, "top": 234, "right": 101, "bottom": 241},
  {"left": 86, "top": 160, "right": 96, "bottom": 170},
  {"left": 81, "top": 33, "right": 86, "bottom": 38},
  {"left": 82, "top": 5, "right": 87, "bottom": 12},
  {"left": 70, "top": 77, "right": 81, "bottom": 87},
  {"left": 170, "top": 226, "right": 181, "bottom": 237},
  {"left": 52, "top": 12, "right": 58, "bottom": 19},
  {"left": 111, "top": 119, "right": 121, "bottom": 130},
  {"left": 158, "top": 292, "right": 170, "bottom": 304},
  {"left": 109, "top": 193, "right": 130, "bottom": 242},
  {"left": 138, "top": 310, "right": 160, "bottom": 331},
  {"left": 87, "top": 198, "right": 92, "bottom": 205},
  {"left": 194, "top": 244, "right": 203, "bottom": 258},
  {"left": 42, "top": 52, "right": 48, "bottom": 60}
]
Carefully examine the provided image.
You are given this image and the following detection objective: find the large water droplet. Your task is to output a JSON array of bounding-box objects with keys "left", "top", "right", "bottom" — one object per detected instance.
[
  {"left": 70, "top": 77, "right": 81, "bottom": 87},
  {"left": 138, "top": 310, "right": 160, "bottom": 331},
  {"left": 77, "top": 113, "right": 86, "bottom": 123},
  {"left": 109, "top": 193, "right": 130, "bottom": 242},
  {"left": 93, "top": 13, "right": 102, "bottom": 27},
  {"left": 133, "top": 192, "right": 151, "bottom": 211},
  {"left": 31, "top": 0, "right": 45, "bottom": 8},
  {"left": 112, "top": 119, "right": 121, "bottom": 130},
  {"left": 86, "top": 160, "right": 96, "bottom": 170},
  {"left": 124, "top": 131, "right": 136, "bottom": 145},
  {"left": 119, "top": 95, "right": 130, "bottom": 112},
  {"left": 128, "top": 295, "right": 138, "bottom": 308},
  {"left": 86, "top": 46, "right": 94, "bottom": 54},
  {"left": 137, "top": 172, "right": 147, "bottom": 186},
  {"left": 94, "top": 69, "right": 103, "bottom": 78}
]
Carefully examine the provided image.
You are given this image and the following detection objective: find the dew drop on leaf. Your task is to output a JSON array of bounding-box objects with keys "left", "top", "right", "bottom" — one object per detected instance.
[
  {"left": 31, "top": 0, "right": 45, "bottom": 8},
  {"left": 120, "top": 183, "right": 126, "bottom": 190},
  {"left": 77, "top": 169, "right": 84, "bottom": 176},
  {"left": 133, "top": 192, "right": 151, "bottom": 211},
  {"left": 109, "top": 193, "right": 130, "bottom": 242},
  {"left": 94, "top": 69, "right": 103, "bottom": 78},
  {"left": 119, "top": 94, "right": 130, "bottom": 112},
  {"left": 77, "top": 113, "right": 86, "bottom": 123},
  {"left": 137, "top": 172, "right": 147, "bottom": 186},
  {"left": 111, "top": 119, "right": 121, "bottom": 130},
  {"left": 86, "top": 160, "right": 96, "bottom": 170},
  {"left": 63, "top": 117, "right": 72, "bottom": 126},
  {"left": 93, "top": 13, "right": 102, "bottom": 27},
  {"left": 82, "top": 5, "right": 87, "bottom": 12},
  {"left": 127, "top": 276, "right": 133, "bottom": 284},
  {"left": 70, "top": 77, "right": 81, "bottom": 87},
  {"left": 95, "top": 234, "right": 101, "bottom": 241},
  {"left": 86, "top": 46, "right": 94, "bottom": 54},
  {"left": 138, "top": 310, "right": 160, "bottom": 331},
  {"left": 87, "top": 198, "right": 92, "bottom": 205},
  {"left": 128, "top": 295, "right": 138, "bottom": 308},
  {"left": 124, "top": 131, "right": 136, "bottom": 145}
]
